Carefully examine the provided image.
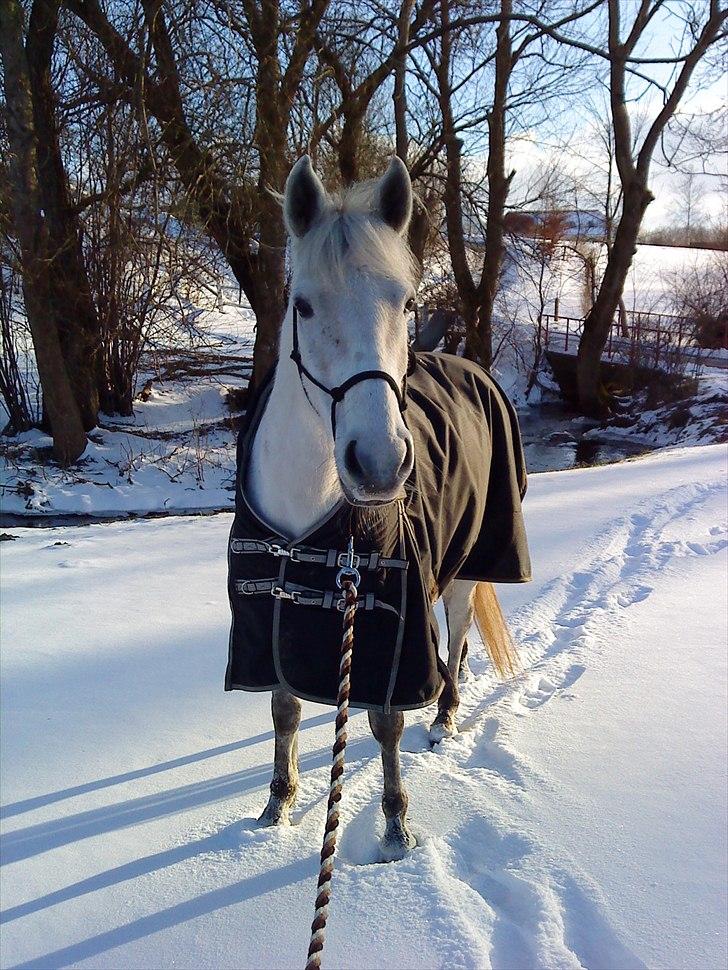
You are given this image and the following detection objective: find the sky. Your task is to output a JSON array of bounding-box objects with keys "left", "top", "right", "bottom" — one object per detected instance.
[
  {"left": 507, "top": 72, "right": 727, "bottom": 229},
  {"left": 458, "top": 1, "right": 728, "bottom": 229}
]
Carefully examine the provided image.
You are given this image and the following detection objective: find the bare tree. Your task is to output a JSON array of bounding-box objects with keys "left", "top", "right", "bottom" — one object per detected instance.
[
  {"left": 26, "top": 0, "right": 102, "bottom": 430},
  {"left": 313, "top": 0, "right": 433, "bottom": 185},
  {"left": 432, "top": 0, "right": 593, "bottom": 367},
  {"left": 64, "top": 0, "right": 329, "bottom": 383},
  {"left": 670, "top": 251, "right": 728, "bottom": 349},
  {"left": 674, "top": 170, "right": 706, "bottom": 245},
  {"left": 571, "top": 0, "right": 728, "bottom": 414},
  {"left": 0, "top": 0, "right": 87, "bottom": 464},
  {"left": 0, "top": 259, "right": 34, "bottom": 433}
]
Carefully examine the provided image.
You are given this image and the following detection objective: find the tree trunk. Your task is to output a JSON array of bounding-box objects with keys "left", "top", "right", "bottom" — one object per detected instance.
[
  {"left": 0, "top": 0, "right": 87, "bottom": 464},
  {"left": 576, "top": 179, "right": 653, "bottom": 415},
  {"left": 251, "top": 235, "right": 286, "bottom": 386},
  {"left": 436, "top": 0, "right": 478, "bottom": 348},
  {"left": 393, "top": 0, "right": 414, "bottom": 162},
  {"left": 250, "top": 0, "right": 288, "bottom": 384},
  {"left": 618, "top": 297, "right": 628, "bottom": 337},
  {"left": 27, "top": 0, "right": 100, "bottom": 430},
  {"left": 469, "top": 0, "right": 513, "bottom": 369},
  {"left": 339, "top": 111, "right": 363, "bottom": 186},
  {"left": 397, "top": 26, "right": 433, "bottom": 280},
  {"left": 407, "top": 195, "right": 431, "bottom": 273}
]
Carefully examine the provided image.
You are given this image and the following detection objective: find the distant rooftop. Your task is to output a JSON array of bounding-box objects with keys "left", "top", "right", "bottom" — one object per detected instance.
[{"left": 504, "top": 209, "right": 607, "bottom": 241}]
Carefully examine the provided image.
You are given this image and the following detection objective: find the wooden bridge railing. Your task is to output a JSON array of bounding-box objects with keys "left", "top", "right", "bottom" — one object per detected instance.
[{"left": 538, "top": 309, "right": 705, "bottom": 373}]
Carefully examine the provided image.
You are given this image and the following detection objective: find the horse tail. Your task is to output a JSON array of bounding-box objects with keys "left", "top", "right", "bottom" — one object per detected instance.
[{"left": 472, "top": 582, "right": 519, "bottom": 679}]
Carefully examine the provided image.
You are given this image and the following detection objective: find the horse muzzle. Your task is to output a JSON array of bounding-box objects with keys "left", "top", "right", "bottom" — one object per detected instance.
[{"left": 338, "top": 432, "right": 413, "bottom": 505}]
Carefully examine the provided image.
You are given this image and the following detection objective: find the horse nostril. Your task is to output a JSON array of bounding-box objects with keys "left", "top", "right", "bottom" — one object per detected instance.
[
  {"left": 345, "top": 439, "right": 364, "bottom": 479},
  {"left": 400, "top": 436, "right": 413, "bottom": 475}
]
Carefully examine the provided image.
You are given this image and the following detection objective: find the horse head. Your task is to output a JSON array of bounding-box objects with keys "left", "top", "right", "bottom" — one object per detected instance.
[{"left": 282, "top": 155, "right": 416, "bottom": 506}]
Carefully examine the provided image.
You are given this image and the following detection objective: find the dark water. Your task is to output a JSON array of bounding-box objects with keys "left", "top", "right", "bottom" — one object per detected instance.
[
  {"left": 517, "top": 404, "right": 650, "bottom": 474},
  {"left": 0, "top": 506, "right": 231, "bottom": 530}
]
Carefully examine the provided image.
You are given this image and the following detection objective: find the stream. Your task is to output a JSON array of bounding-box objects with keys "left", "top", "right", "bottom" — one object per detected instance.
[{"left": 517, "top": 403, "right": 651, "bottom": 474}]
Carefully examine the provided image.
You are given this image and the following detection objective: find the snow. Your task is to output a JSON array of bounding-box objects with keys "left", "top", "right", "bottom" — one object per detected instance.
[
  {"left": 2, "top": 444, "right": 726, "bottom": 969},
  {"left": 1, "top": 295, "right": 254, "bottom": 518},
  {"left": 1, "top": 387, "right": 238, "bottom": 517}
]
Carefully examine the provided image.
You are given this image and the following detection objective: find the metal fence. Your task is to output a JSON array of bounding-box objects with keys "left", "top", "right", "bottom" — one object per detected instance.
[{"left": 538, "top": 309, "right": 712, "bottom": 373}]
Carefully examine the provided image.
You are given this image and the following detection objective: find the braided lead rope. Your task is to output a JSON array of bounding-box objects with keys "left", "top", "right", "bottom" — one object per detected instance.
[{"left": 305, "top": 577, "right": 357, "bottom": 970}]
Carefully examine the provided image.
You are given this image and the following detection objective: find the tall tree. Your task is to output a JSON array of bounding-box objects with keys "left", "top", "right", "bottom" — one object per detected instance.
[
  {"left": 65, "top": 0, "right": 330, "bottom": 383},
  {"left": 0, "top": 0, "right": 87, "bottom": 464},
  {"left": 469, "top": 0, "right": 513, "bottom": 366},
  {"left": 572, "top": 0, "right": 728, "bottom": 413},
  {"left": 26, "top": 0, "right": 101, "bottom": 429}
]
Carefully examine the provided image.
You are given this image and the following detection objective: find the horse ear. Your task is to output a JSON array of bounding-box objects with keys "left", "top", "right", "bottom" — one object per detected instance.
[
  {"left": 284, "top": 156, "right": 327, "bottom": 238},
  {"left": 375, "top": 156, "right": 413, "bottom": 235}
]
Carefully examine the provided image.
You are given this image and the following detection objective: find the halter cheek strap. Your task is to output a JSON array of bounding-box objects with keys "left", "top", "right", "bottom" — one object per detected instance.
[{"left": 290, "top": 304, "right": 416, "bottom": 435}]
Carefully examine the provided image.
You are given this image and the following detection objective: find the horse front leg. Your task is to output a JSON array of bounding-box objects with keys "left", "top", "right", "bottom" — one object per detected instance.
[
  {"left": 368, "top": 709, "right": 415, "bottom": 861},
  {"left": 259, "top": 689, "right": 301, "bottom": 826},
  {"left": 429, "top": 579, "right": 475, "bottom": 743}
]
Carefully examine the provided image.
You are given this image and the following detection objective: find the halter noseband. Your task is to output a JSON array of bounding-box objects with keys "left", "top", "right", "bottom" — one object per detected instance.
[{"left": 290, "top": 304, "right": 415, "bottom": 435}]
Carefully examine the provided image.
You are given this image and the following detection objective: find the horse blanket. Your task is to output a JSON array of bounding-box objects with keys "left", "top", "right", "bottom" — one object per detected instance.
[{"left": 226, "top": 352, "right": 531, "bottom": 712}]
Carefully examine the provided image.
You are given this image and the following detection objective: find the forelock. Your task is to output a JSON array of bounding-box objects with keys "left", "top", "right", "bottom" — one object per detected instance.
[{"left": 289, "top": 182, "right": 418, "bottom": 287}]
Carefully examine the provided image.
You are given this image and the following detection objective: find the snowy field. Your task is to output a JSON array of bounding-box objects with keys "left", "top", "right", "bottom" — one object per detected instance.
[
  {"left": 501, "top": 243, "right": 723, "bottom": 321},
  {"left": 2, "top": 444, "right": 726, "bottom": 969}
]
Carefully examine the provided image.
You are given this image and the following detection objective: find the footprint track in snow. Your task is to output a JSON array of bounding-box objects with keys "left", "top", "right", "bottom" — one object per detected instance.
[
  {"left": 374, "top": 477, "right": 725, "bottom": 966},
  {"left": 517, "top": 664, "right": 586, "bottom": 711},
  {"left": 432, "top": 483, "right": 723, "bottom": 795},
  {"left": 615, "top": 584, "right": 652, "bottom": 607},
  {"left": 505, "top": 479, "right": 726, "bottom": 708}
]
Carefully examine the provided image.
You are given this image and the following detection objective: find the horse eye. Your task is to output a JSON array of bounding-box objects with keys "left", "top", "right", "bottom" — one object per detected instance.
[
  {"left": 404, "top": 297, "right": 416, "bottom": 314},
  {"left": 294, "top": 296, "right": 313, "bottom": 319}
]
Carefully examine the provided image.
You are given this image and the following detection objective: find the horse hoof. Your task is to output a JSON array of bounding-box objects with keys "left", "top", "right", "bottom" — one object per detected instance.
[
  {"left": 429, "top": 717, "right": 457, "bottom": 744},
  {"left": 257, "top": 796, "right": 292, "bottom": 827},
  {"left": 380, "top": 817, "right": 416, "bottom": 862}
]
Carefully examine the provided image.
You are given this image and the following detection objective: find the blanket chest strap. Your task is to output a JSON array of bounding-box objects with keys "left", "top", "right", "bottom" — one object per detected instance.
[
  {"left": 230, "top": 537, "right": 407, "bottom": 571},
  {"left": 234, "top": 576, "right": 397, "bottom": 615}
]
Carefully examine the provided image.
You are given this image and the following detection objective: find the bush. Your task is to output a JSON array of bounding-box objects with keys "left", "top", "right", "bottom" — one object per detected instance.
[{"left": 669, "top": 253, "right": 728, "bottom": 350}]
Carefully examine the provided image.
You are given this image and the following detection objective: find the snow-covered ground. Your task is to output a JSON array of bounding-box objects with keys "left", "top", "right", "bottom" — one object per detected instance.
[
  {"left": 1, "top": 297, "right": 254, "bottom": 518},
  {"left": 2, "top": 444, "right": 726, "bottom": 969}
]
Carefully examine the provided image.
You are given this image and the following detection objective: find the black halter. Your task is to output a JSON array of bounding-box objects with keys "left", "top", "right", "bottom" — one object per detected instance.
[{"left": 290, "top": 304, "right": 416, "bottom": 435}]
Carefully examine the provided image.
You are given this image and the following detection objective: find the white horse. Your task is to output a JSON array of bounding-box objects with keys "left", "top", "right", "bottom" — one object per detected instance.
[{"left": 245, "top": 156, "right": 517, "bottom": 861}]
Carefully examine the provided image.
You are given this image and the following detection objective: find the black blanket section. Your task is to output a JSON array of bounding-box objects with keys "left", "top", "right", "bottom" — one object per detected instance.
[{"left": 226, "top": 352, "right": 531, "bottom": 712}]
